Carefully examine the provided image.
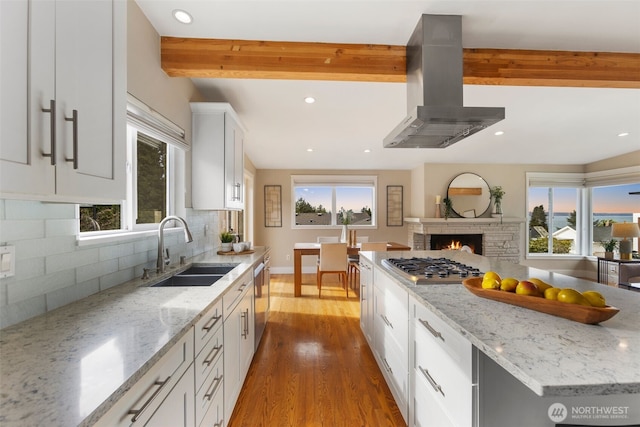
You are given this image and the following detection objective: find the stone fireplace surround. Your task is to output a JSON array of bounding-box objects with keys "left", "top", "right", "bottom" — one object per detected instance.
[{"left": 405, "top": 217, "right": 524, "bottom": 263}]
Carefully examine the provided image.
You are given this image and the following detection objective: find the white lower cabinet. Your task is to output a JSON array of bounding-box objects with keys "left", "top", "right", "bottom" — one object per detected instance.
[
  {"left": 94, "top": 329, "right": 195, "bottom": 426},
  {"left": 410, "top": 295, "right": 477, "bottom": 427},
  {"left": 223, "top": 270, "right": 255, "bottom": 419},
  {"left": 372, "top": 270, "right": 409, "bottom": 422},
  {"left": 359, "top": 257, "right": 374, "bottom": 344},
  {"left": 145, "top": 363, "right": 195, "bottom": 427},
  {"left": 195, "top": 300, "right": 224, "bottom": 426}
]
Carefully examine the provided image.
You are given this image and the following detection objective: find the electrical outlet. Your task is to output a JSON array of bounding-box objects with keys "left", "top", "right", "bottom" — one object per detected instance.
[
  {"left": 286, "top": 254, "right": 290, "bottom": 261},
  {"left": 0, "top": 246, "right": 16, "bottom": 278}
]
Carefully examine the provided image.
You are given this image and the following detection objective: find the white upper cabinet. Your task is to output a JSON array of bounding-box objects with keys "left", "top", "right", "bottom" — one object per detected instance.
[
  {"left": 191, "top": 103, "right": 245, "bottom": 210},
  {"left": 0, "top": 0, "right": 126, "bottom": 202}
]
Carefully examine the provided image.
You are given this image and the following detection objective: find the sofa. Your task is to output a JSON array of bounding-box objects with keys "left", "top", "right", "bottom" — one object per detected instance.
[{"left": 619, "top": 262, "right": 640, "bottom": 284}]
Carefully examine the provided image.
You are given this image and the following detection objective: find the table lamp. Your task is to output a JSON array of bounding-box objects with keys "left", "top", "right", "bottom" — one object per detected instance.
[{"left": 611, "top": 222, "right": 640, "bottom": 260}]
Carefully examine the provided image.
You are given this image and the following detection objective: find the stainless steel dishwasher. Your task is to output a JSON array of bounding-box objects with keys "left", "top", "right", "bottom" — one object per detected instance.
[{"left": 254, "top": 254, "right": 270, "bottom": 350}]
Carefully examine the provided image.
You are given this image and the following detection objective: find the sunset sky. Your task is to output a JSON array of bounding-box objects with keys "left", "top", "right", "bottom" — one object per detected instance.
[
  {"left": 295, "top": 187, "right": 373, "bottom": 213},
  {"left": 529, "top": 183, "right": 640, "bottom": 213}
]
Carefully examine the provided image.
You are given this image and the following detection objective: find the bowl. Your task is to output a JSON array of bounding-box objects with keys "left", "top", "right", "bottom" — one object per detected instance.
[{"left": 233, "top": 243, "right": 245, "bottom": 253}]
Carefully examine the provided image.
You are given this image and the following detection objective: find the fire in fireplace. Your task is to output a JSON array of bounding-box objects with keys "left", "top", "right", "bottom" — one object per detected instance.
[{"left": 430, "top": 233, "right": 483, "bottom": 255}]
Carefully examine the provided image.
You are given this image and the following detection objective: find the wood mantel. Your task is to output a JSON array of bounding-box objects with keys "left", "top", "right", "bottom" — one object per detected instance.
[{"left": 161, "top": 37, "right": 640, "bottom": 88}]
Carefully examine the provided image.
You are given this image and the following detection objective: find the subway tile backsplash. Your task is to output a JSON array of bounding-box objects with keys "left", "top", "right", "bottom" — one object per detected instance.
[{"left": 0, "top": 199, "right": 222, "bottom": 328}]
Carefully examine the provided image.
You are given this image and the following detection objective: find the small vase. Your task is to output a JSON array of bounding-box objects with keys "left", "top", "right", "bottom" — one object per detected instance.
[
  {"left": 340, "top": 224, "right": 348, "bottom": 243},
  {"left": 493, "top": 200, "right": 503, "bottom": 216},
  {"left": 604, "top": 251, "right": 614, "bottom": 260}
]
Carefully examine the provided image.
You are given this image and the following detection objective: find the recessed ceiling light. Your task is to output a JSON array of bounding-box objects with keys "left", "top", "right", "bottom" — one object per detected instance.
[
  {"left": 307, "top": 148, "right": 313, "bottom": 152},
  {"left": 173, "top": 9, "right": 193, "bottom": 24},
  {"left": 364, "top": 149, "right": 371, "bottom": 153},
  {"left": 494, "top": 131, "right": 504, "bottom": 136},
  {"left": 618, "top": 132, "right": 629, "bottom": 137},
  {"left": 304, "top": 97, "right": 315, "bottom": 104}
]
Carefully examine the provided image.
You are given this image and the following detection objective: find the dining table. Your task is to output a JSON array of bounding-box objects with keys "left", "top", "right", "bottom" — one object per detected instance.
[{"left": 292, "top": 241, "right": 411, "bottom": 297}]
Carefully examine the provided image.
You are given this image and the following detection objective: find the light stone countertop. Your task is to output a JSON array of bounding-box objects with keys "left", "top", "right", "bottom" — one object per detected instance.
[
  {"left": 366, "top": 250, "right": 640, "bottom": 397},
  {"left": 0, "top": 248, "right": 268, "bottom": 427}
]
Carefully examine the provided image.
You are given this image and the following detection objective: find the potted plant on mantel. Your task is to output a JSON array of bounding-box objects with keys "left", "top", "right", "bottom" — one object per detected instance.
[
  {"left": 601, "top": 239, "right": 618, "bottom": 259},
  {"left": 219, "top": 231, "right": 234, "bottom": 252},
  {"left": 443, "top": 197, "right": 453, "bottom": 220},
  {"left": 490, "top": 186, "right": 505, "bottom": 218}
]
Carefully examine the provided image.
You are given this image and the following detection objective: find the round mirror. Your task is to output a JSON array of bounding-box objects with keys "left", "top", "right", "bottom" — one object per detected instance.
[{"left": 446, "top": 173, "right": 491, "bottom": 217}]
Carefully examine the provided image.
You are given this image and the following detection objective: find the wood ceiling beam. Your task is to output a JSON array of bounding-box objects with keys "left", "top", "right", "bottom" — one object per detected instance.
[{"left": 161, "top": 37, "right": 640, "bottom": 88}]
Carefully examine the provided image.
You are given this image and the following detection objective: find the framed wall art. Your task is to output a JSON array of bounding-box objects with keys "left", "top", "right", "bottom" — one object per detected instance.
[
  {"left": 387, "top": 185, "right": 403, "bottom": 227},
  {"left": 264, "top": 185, "right": 282, "bottom": 227}
]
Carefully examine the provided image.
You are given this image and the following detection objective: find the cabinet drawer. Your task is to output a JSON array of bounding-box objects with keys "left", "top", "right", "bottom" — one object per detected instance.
[
  {"left": 95, "top": 329, "right": 195, "bottom": 426},
  {"left": 413, "top": 300, "right": 469, "bottom": 369},
  {"left": 374, "top": 272, "right": 409, "bottom": 350},
  {"left": 195, "top": 299, "right": 223, "bottom": 354},
  {"left": 196, "top": 349, "right": 224, "bottom": 427},
  {"left": 223, "top": 270, "right": 253, "bottom": 319},
  {"left": 413, "top": 299, "right": 473, "bottom": 427},
  {"left": 195, "top": 322, "right": 224, "bottom": 392},
  {"left": 413, "top": 363, "right": 456, "bottom": 427}
]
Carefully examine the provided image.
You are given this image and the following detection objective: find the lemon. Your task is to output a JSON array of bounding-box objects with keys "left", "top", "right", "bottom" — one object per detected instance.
[
  {"left": 582, "top": 290, "right": 606, "bottom": 307},
  {"left": 500, "top": 277, "right": 519, "bottom": 292},
  {"left": 483, "top": 271, "right": 502, "bottom": 285},
  {"left": 557, "top": 288, "right": 591, "bottom": 306},
  {"left": 482, "top": 278, "right": 500, "bottom": 290},
  {"left": 544, "top": 287, "right": 561, "bottom": 300}
]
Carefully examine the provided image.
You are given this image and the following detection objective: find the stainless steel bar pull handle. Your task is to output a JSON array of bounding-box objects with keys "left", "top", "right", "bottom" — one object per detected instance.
[
  {"left": 128, "top": 376, "right": 171, "bottom": 422},
  {"left": 202, "top": 313, "right": 222, "bottom": 331},
  {"left": 419, "top": 366, "right": 445, "bottom": 397},
  {"left": 203, "top": 344, "right": 223, "bottom": 366},
  {"left": 241, "top": 310, "right": 248, "bottom": 338},
  {"left": 64, "top": 109, "right": 78, "bottom": 169},
  {"left": 204, "top": 374, "right": 223, "bottom": 400},
  {"left": 41, "top": 99, "right": 56, "bottom": 165},
  {"left": 419, "top": 318, "right": 445, "bottom": 342}
]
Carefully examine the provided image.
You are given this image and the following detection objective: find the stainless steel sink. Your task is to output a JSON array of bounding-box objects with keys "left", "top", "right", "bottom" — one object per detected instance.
[
  {"left": 176, "top": 264, "right": 238, "bottom": 275},
  {"left": 151, "top": 274, "right": 224, "bottom": 287}
]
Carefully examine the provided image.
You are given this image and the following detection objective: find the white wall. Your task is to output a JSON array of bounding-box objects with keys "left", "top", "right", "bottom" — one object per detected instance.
[{"left": 254, "top": 169, "right": 411, "bottom": 272}]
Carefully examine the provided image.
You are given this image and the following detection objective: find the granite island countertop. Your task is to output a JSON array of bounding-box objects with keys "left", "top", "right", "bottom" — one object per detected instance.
[
  {"left": 365, "top": 250, "right": 640, "bottom": 398},
  {"left": 0, "top": 248, "right": 268, "bottom": 427}
]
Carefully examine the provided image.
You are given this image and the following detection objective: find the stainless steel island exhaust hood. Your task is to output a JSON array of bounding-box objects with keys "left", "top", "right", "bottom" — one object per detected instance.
[{"left": 384, "top": 14, "right": 505, "bottom": 149}]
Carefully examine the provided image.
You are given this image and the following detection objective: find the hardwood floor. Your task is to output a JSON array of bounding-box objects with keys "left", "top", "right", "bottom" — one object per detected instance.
[{"left": 227, "top": 273, "right": 406, "bottom": 427}]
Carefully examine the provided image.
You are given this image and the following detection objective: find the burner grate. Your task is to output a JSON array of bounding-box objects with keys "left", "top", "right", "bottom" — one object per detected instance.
[{"left": 383, "top": 257, "right": 483, "bottom": 284}]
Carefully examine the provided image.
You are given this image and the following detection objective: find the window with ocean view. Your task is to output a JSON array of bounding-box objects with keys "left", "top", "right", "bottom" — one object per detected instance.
[{"left": 526, "top": 170, "right": 639, "bottom": 258}]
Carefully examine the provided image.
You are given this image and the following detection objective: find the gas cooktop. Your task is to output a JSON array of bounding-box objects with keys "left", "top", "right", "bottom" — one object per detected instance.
[{"left": 381, "top": 257, "right": 483, "bottom": 285}]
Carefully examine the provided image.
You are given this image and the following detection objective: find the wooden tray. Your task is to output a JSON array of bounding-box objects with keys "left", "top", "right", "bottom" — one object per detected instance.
[
  {"left": 462, "top": 278, "right": 619, "bottom": 324},
  {"left": 217, "top": 249, "right": 255, "bottom": 256}
]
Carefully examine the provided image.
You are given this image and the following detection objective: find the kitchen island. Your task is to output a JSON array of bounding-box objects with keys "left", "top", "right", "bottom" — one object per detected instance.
[
  {"left": 362, "top": 250, "right": 640, "bottom": 427},
  {"left": 0, "top": 248, "right": 268, "bottom": 427}
]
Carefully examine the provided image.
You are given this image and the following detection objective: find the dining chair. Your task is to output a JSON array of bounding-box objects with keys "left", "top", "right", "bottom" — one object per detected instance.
[
  {"left": 317, "top": 242, "right": 348, "bottom": 298},
  {"left": 349, "top": 242, "right": 387, "bottom": 288}
]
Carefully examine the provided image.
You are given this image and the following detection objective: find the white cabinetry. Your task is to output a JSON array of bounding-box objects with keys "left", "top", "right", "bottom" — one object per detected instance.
[
  {"left": 0, "top": 0, "right": 125, "bottom": 202},
  {"left": 223, "top": 270, "right": 255, "bottom": 418},
  {"left": 410, "top": 295, "right": 476, "bottom": 427},
  {"left": 359, "top": 257, "right": 374, "bottom": 344},
  {"left": 190, "top": 103, "right": 245, "bottom": 210},
  {"left": 94, "top": 329, "right": 195, "bottom": 426},
  {"left": 195, "top": 300, "right": 224, "bottom": 427},
  {"left": 372, "top": 270, "right": 409, "bottom": 422}
]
